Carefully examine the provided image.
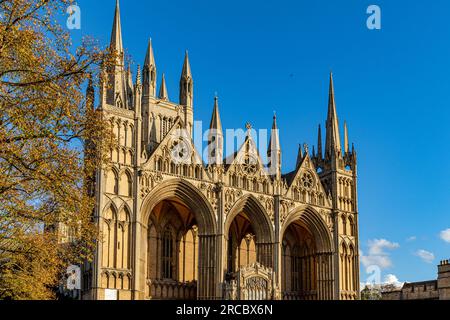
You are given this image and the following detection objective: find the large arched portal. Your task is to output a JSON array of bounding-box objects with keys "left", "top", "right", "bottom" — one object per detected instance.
[
  {"left": 281, "top": 207, "right": 335, "bottom": 300},
  {"left": 146, "top": 199, "right": 199, "bottom": 300},
  {"left": 282, "top": 222, "right": 318, "bottom": 300},
  {"left": 141, "top": 179, "right": 217, "bottom": 300},
  {"left": 225, "top": 196, "right": 274, "bottom": 274},
  {"left": 227, "top": 212, "right": 257, "bottom": 273}
]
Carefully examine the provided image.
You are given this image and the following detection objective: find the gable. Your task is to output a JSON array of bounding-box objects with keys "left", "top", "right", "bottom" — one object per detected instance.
[
  {"left": 225, "top": 134, "right": 270, "bottom": 180},
  {"left": 143, "top": 117, "right": 211, "bottom": 181},
  {"left": 285, "top": 154, "right": 331, "bottom": 207}
]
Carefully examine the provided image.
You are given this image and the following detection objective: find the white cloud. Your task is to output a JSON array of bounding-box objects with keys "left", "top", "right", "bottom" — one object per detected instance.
[
  {"left": 415, "top": 249, "right": 435, "bottom": 264},
  {"left": 360, "top": 273, "right": 404, "bottom": 289},
  {"left": 440, "top": 229, "right": 450, "bottom": 243},
  {"left": 406, "top": 236, "right": 417, "bottom": 242},
  {"left": 360, "top": 239, "right": 400, "bottom": 269},
  {"left": 368, "top": 239, "right": 400, "bottom": 255},
  {"left": 383, "top": 274, "right": 403, "bottom": 287},
  {"left": 361, "top": 254, "right": 393, "bottom": 269}
]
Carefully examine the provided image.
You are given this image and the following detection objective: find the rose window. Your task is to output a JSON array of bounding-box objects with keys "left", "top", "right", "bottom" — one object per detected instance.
[
  {"left": 241, "top": 155, "right": 258, "bottom": 175},
  {"left": 170, "top": 138, "right": 191, "bottom": 164},
  {"left": 301, "top": 172, "right": 314, "bottom": 188}
]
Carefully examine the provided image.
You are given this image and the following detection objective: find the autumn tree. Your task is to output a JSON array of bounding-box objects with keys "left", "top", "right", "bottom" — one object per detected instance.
[{"left": 0, "top": 0, "right": 113, "bottom": 299}]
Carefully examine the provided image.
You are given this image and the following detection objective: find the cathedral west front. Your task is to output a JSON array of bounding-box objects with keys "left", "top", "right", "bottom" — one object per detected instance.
[{"left": 82, "top": 0, "right": 360, "bottom": 301}]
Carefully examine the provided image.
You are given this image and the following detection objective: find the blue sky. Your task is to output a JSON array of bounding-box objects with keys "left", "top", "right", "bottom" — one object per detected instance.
[{"left": 70, "top": 0, "right": 450, "bottom": 284}]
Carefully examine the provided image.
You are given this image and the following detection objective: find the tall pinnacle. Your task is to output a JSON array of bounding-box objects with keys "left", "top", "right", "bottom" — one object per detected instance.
[
  {"left": 110, "top": 0, "right": 123, "bottom": 55},
  {"left": 268, "top": 114, "right": 281, "bottom": 179},
  {"left": 181, "top": 51, "right": 192, "bottom": 80},
  {"left": 159, "top": 73, "right": 169, "bottom": 101},
  {"left": 179, "top": 51, "right": 193, "bottom": 107},
  {"left": 208, "top": 96, "right": 223, "bottom": 165},
  {"left": 325, "top": 72, "right": 342, "bottom": 156},
  {"left": 144, "top": 38, "right": 155, "bottom": 68},
  {"left": 209, "top": 96, "right": 223, "bottom": 132},
  {"left": 142, "top": 38, "right": 157, "bottom": 97},
  {"left": 268, "top": 114, "right": 281, "bottom": 153}
]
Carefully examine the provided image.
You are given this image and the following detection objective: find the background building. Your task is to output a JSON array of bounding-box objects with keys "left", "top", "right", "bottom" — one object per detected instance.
[
  {"left": 81, "top": 0, "right": 360, "bottom": 300},
  {"left": 381, "top": 260, "right": 450, "bottom": 300}
]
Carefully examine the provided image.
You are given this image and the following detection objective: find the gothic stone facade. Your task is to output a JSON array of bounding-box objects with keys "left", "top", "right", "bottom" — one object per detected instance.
[{"left": 82, "top": 1, "right": 360, "bottom": 300}]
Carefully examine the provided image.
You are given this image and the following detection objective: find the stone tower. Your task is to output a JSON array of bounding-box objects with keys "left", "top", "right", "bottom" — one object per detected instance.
[
  {"left": 82, "top": 0, "right": 360, "bottom": 301},
  {"left": 312, "top": 73, "right": 359, "bottom": 300},
  {"left": 438, "top": 260, "right": 450, "bottom": 300}
]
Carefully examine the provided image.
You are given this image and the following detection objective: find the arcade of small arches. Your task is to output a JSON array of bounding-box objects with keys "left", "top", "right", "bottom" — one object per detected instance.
[
  {"left": 99, "top": 204, "right": 133, "bottom": 298},
  {"left": 104, "top": 167, "right": 133, "bottom": 198},
  {"left": 108, "top": 116, "right": 136, "bottom": 166}
]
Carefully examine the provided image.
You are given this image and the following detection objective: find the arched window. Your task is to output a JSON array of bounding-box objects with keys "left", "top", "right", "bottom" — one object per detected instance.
[
  {"left": 117, "top": 209, "right": 130, "bottom": 269},
  {"left": 231, "top": 174, "right": 237, "bottom": 187},
  {"left": 262, "top": 181, "right": 268, "bottom": 193},
  {"left": 194, "top": 166, "right": 201, "bottom": 179},
  {"left": 348, "top": 217, "right": 355, "bottom": 237},
  {"left": 342, "top": 216, "right": 347, "bottom": 235},
  {"left": 162, "top": 228, "right": 174, "bottom": 279},
  {"left": 102, "top": 206, "right": 117, "bottom": 269},
  {"left": 253, "top": 179, "right": 258, "bottom": 192},
  {"left": 119, "top": 172, "right": 132, "bottom": 197},
  {"left": 113, "top": 172, "right": 119, "bottom": 195},
  {"left": 127, "top": 174, "right": 132, "bottom": 197},
  {"left": 106, "top": 169, "right": 119, "bottom": 195},
  {"left": 243, "top": 177, "right": 248, "bottom": 190},
  {"left": 156, "top": 158, "right": 162, "bottom": 171}
]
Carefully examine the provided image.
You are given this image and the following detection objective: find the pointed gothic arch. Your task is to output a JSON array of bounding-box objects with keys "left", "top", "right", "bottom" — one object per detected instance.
[
  {"left": 225, "top": 194, "right": 274, "bottom": 244},
  {"left": 280, "top": 206, "right": 334, "bottom": 300},
  {"left": 140, "top": 179, "right": 217, "bottom": 300},
  {"left": 225, "top": 195, "right": 274, "bottom": 270}
]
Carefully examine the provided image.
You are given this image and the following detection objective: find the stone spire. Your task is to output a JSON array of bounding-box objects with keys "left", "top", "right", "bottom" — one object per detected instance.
[
  {"left": 268, "top": 114, "right": 281, "bottom": 179},
  {"left": 106, "top": 0, "right": 128, "bottom": 108},
  {"left": 325, "top": 72, "right": 342, "bottom": 159},
  {"left": 143, "top": 38, "right": 157, "bottom": 97},
  {"left": 207, "top": 96, "right": 223, "bottom": 165},
  {"left": 110, "top": 0, "right": 123, "bottom": 57},
  {"left": 179, "top": 51, "right": 193, "bottom": 107},
  {"left": 181, "top": 51, "right": 192, "bottom": 78},
  {"left": 209, "top": 96, "right": 223, "bottom": 133},
  {"left": 158, "top": 73, "right": 169, "bottom": 101}
]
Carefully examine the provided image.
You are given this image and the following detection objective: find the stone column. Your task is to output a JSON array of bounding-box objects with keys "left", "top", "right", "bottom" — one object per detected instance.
[
  {"left": 273, "top": 196, "right": 281, "bottom": 293},
  {"left": 317, "top": 252, "right": 334, "bottom": 300},
  {"left": 92, "top": 167, "right": 105, "bottom": 300},
  {"left": 215, "top": 183, "right": 225, "bottom": 299},
  {"left": 256, "top": 243, "right": 273, "bottom": 268},
  {"left": 198, "top": 234, "right": 217, "bottom": 299},
  {"left": 132, "top": 103, "right": 143, "bottom": 300},
  {"left": 332, "top": 210, "right": 340, "bottom": 300}
]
